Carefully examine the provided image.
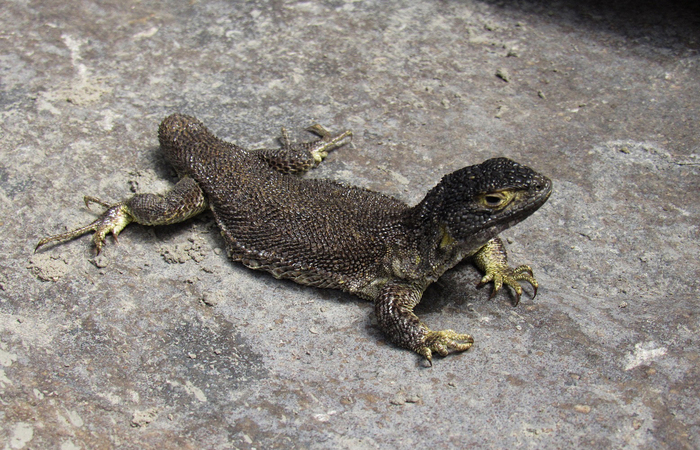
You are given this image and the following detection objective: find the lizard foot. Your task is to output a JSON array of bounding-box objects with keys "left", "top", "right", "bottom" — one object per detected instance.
[
  {"left": 303, "top": 124, "right": 353, "bottom": 164},
  {"left": 35, "top": 196, "right": 133, "bottom": 254},
  {"left": 416, "top": 329, "right": 474, "bottom": 366},
  {"left": 476, "top": 264, "right": 538, "bottom": 306}
]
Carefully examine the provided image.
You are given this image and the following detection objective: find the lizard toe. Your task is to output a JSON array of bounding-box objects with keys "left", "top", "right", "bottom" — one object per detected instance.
[
  {"left": 478, "top": 265, "right": 539, "bottom": 306},
  {"left": 416, "top": 329, "right": 474, "bottom": 364},
  {"left": 36, "top": 202, "right": 133, "bottom": 254}
]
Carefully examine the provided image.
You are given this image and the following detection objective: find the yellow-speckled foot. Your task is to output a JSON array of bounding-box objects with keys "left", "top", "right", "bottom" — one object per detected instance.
[
  {"left": 35, "top": 197, "right": 133, "bottom": 254},
  {"left": 305, "top": 124, "right": 352, "bottom": 164},
  {"left": 416, "top": 329, "right": 474, "bottom": 366},
  {"left": 474, "top": 237, "right": 539, "bottom": 306},
  {"left": 477, "top": 264, "right": 538, "bottom": 306}
]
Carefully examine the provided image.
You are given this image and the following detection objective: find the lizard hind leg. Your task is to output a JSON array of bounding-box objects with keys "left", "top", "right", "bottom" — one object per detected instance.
[
  {"left": 255, "top": 125, "right": 352, "bottom": 174},
  {"left": 375, "top": 280, "right": 474, "bottom": 366},
  {"left": 35, "top": 176, "right": 208, "bottom": 254}
]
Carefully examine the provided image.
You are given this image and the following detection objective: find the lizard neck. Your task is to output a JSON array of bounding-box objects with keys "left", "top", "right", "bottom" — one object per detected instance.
[{"left": 400, "top": 217, "right": 501, "bottom": 283}]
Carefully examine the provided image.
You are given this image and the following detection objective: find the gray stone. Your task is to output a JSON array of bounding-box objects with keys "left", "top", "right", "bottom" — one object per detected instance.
[{"left": 2, "top": 0, "right": 698, "bottom": 448}]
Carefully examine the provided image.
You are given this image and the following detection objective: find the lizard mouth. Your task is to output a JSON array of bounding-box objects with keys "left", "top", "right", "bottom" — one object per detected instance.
[{"left": 504, "top": 176, "right": 552, "bottom": 225}]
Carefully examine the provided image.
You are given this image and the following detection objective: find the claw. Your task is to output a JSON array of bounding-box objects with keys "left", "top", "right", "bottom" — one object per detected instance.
[
  {"left": 418, "top": 347, "right": 433, "bottom": 367},
  {"left": 476, "top": 264, "right": 537, "bottom": 306},
  {"left": 416, "top": 329, "right": 474, "bottom": 365},
  {"left": 473, "top": 238, "right": 540, "bottom": 306},
  {"left": 512, "top": 265, "right": 538, "bottom": 299},
  {"left": 511, "top": 288, "right": 522, "bottom": 307}
]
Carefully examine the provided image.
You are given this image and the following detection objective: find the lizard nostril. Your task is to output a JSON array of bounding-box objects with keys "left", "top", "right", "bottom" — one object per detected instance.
[{"left": 531, "top": 177, "right": 550, "bottom": 192}]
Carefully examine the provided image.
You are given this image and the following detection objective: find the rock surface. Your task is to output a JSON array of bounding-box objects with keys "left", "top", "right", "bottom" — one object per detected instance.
[{"left": 1, "top": 0, "right": 699, "bottom": 448}]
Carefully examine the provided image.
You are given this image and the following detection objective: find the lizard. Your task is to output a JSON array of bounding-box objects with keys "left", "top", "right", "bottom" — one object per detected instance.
[{"left": 36, "top": 113, "right": 552, "bottom": 364}]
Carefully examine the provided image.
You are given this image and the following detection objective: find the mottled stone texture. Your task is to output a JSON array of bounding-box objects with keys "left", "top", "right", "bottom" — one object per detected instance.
[{"left": 1, "top": 0, "right": 699, "bottom": 449}]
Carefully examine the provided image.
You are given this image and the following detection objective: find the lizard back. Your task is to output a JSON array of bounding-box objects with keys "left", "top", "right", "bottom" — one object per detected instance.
[{"left": 158, "top": 115, "right": 408, "bottom": 292}]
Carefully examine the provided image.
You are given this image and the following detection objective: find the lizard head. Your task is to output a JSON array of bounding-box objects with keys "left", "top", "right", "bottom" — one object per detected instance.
[{"left": 410, "top": 157, "right": 552, "bottom": 245}]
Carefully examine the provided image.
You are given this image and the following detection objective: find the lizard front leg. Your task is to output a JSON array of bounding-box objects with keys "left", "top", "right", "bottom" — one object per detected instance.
[
  {"left": 36, "top": 176, "right": 208, "bottom": 254},
  {"left": 473, "top": 237, "right": 538, "bottom": 306},
  {"left": 375, "top": 280, "right": 473, "bottom": 365}
]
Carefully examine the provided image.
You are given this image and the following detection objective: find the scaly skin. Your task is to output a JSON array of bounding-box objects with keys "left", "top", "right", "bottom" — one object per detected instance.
[{"left": 36, "top": 114, "right": 552, "bottom": 365}]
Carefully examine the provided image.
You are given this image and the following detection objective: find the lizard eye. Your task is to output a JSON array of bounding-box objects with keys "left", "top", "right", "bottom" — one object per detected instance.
[
  {"left": 478, "top": 191, "right": 514, "bottom": 209},
  {"left": 484, "top": 195, "right": 504, "bottom": 206}
]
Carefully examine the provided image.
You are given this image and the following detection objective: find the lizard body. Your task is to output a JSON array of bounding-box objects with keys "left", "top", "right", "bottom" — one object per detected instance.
[{"left": 37, "top": 114, "right": 552, "bottom": 364}]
